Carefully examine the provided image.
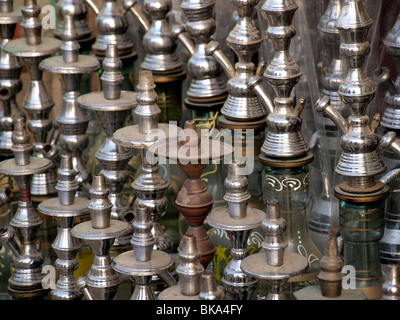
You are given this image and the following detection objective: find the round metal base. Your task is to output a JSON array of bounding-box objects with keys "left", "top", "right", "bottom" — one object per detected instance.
[
  {"left": 259, "top": 151, "right": 314, "bottom": 169},
  {"left": 112, "top": 250, "right": 174, "bottom": 276},
  {"left": 294, "top": 285, "right": 367, "bottom": 300},
  {"left": 77, "top": 90, "right": 137, "bottom": 111},
  {"left": 38, "top": 197, "right": 90, "bottom": 217},
  {"left": 71, "top": 219, "right": 132, "bottom": 240},
  {"left": 157, "top": 285, "right": 199, "bottom": 300},
  {"left": 40, "top": 54, "right": 100, "bottom": 74},
  {"left": 0, "top": 157, "right": 52, "bottom": 176},
  {"left": 4, "top": 37, "right": 61, "bottom": 57},
  {"left": 207, "top": 207, "right": 265, "bottom": 231},
  {"left": 241, "top": 252, "right": 308, "bottom": 281}
]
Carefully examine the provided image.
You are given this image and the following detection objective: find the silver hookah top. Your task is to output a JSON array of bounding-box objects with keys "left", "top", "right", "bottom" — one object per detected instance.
[
  {"left": 140, "top": 0, "right": 182, "bottom": 73},
  {"left": 40, "top": 14, "right": 100, "bottom": 74},
  {"left": 111, "top": 204, "right": 174, "bottom": 276},
  {"left": 317, "top": 0, "right": 346, "bottom": 111},
  {"left": 179, "top": 0, "right": 227, "bottom": 100},
  {"left": 315, "top": 0, "right": 387, "bottom": 187},
  {"left": 241, "top": 199, "right": 308, "bottom": 280},
  {"left": 54, "top": 0, "right": 94, "bottom": 46},
  {"left": 4, "top": 0, "right": 61, "bottom": 57},
  {"left": 70, "top": 174, "right": 132, "bottom": 239},
  {"left": 0, "top": 117, "right": 52, "bottom": 176},
  {"left": 158, "top": 234, "right": 218, "bottom": 300},
  {"left": 205, "top": 0, "right": 268, "bottom": 121},
  {"left": 112, "top": 70, "right": 181, "bottom": 150},
  {"left": 38, "top": 154, "right": 89, "bottom": 217},
  {"left": 246, "top": 0, "right": 310, "bottom": 161},
  {"left": 208, "top": 161, "right": 265, "bottom": 231},
  {"left": 91, "top": 0, "right": 134, "bottom": 57},
  {"left": 374, "top": 4, "right": 400, "bottom": 131}
]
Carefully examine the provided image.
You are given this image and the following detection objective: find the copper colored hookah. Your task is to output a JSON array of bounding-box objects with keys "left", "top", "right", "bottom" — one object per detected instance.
[{"left": 151, "top": 120, "right": 232, "bottom": 268}]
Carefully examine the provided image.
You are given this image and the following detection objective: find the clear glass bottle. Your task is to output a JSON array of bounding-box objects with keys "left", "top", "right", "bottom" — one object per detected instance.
[{"left": 264, "top": 164, "right": 322, "bottom": 299}]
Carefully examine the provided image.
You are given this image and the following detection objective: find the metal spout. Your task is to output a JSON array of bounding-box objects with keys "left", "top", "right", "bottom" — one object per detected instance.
[
  {"left": 205, "top": 41, "right": 235, "bottom": 79},
  {"left": 88, "top": 174, "right": 113, "bottom": 229},
  {"left": 41, "top": 143, "right": 60, "bottom": 168},
  {"left": 171, "top": 25, "right": 195, "bottom": 56},
  {"left": 315, "top": 95, "right": 349, "bottom": 135},
  {"left": 0, "top": 188, "right": 13, "bottom": 207},
  {"left": 247, "top": 75, "right": 274, "bottom": 115},
  {"left": 123, "top": 0, "right": 151, "bottom": 32},
  {"left": 76, "top": 276, "right": 96, "bottom": 300},
  {"left": 374, "top": 67, "right": 400, "bottom": 96},
  {"left": 294, "top": 97, "right": 306, "bottom": 117},
  {"left": 0, "top": 227, "right": 21, "bottom": 258},
  {"left": 380, "top": 131, "right": 400, "bottom": 158},
  {"left": 84, "top": 0, "right": 99, "bottom": 15}
]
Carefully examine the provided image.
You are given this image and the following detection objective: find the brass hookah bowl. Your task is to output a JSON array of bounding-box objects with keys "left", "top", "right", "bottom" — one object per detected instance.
[
  {"left": 207, "top": 161, "right": 265, "bottom": 300},
  {"left": 315, "top": 0, "right": 389, "bottom": 299},
  {"left": 71, "top": 174, "right": 132, "bottom": 300},
  {"left": 40, "top": 14, "right": 100, "bottom": 199},
  {"left": 158, "top": 234, "right": 224, "bottom": 300},
  {"left": 0, "top": 0, "right": 24, "bottom": 157},
  {"left": 0, "top": 117, "right": 52, "bottom": 299},
  {"left": 38, "top": 154, "right": 90, "bottom": 300},
  {"left": 241, "top": 199, "right": 308, "bottom": 300},
  {"left": 151, "top": 120, "right": 232, "bottom": 269},
  {"left": 4, "top": 0, "right": 61, "bottom": 199}
]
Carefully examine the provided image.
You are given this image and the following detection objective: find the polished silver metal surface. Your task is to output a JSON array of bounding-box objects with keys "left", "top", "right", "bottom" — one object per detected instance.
[
  {"left": 315, "top": 0, "right": 386, "bottom": 190},
  {"left": 199, "top": 270, "right": 224, "bottom": 300},
  {"left": 4, "top": 0, "right": 61, "bottom": 197},
  {"left": 0, "top": 117, "right": 52, "bottom": 298},
  {"left": 78, "top": 44, "right": 136, "bottom": 247},
  {"left": 38, "top": 154, "right": 89, "bottom": 300},
  {"left": 55, "top": 0, "right": 95, "bottom": 50},
  {"left": 89, "top": 0, "right": 134, "bottom": 57},
  {"left": 112, "top": 203, "right": 174, "bottom": 300},
  {"left": 179, "top": 0, "right": 227, "bottom": 100},
  {"left": 247, "top": 0, "right": 309, "bottom": 160},
  {"left": 140, "top": 0, "right": 182, "bottom": 73},
  {"left": 40, "top": 14, "right": 100, "bottom": 199},
  {"left": 241, "top": 199, "right": 308, "bottom": 300},
  {"left": 205, "top": 0, "right": 269, "bottom": 121},
  {"left": 382, "top": 264, "right": 400, "bottom": 300},
  {"left": 208, "top": 161, "right": 265, "bottom": 300},
  {"left": 158, "top": 234, "right": 204, "bottom": 300},
  {"left": 71, "top": 174, "right": 132, "bottom": 300},
  {"left": 112, "top": 70, "right": 181, "bottom": 252},
  {"left": 0, "top": 0, "right": 23, "bottom": 154}
]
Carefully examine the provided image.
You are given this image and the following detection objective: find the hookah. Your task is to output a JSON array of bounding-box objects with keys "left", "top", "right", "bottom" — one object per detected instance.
[
  {"left": 39, "top": 14, "right": 100, "bottom": 199},
  {"left": 207, "top": 160, "right": 265, "bottom": 300},
  {"left": 158, "top": 234, "right": 224, "bottom": 300},
  {"left": 124, "top": 0, "right": 185, "bottom": 124},
  {"left": 71, "top": 174, "right": 132, "bottom": 300},
  {"left": 150, "top": 119, "right": 232, "bottom": 269},
  {"left": 112, "top": 69, "right": 180, "bottom": 253},
  {"left": 3, "top": 0, "right": 61, "bottom": 199},
  {"left": 77, "top": 43, "right": 137, "bottom": 250},
  {"left": 54, "top": 0, "right": 95, "bottom": 54},
  {"left": 0, "top": 0, "right": 24, "bottom": 157},
  {"left": 241, "top": 199, "right": 308, "bottom": 300},
  {"left": 0, "top": 117, "right": 52, "bottom": 299},
  {"left": 37, "top": 154, "right": 90, "bottom": 300},
  {"left": 372, "top": 2, "right": 400, "bottom": 271},
  {"left": 294, "top": 230, "right": 367, "bottom": 300},
  {"left": 308, "top": 0, "right": 346, "bottom": 254},
  {"left": 112, "top": 204, "right": 174, "bottom": 300},
  {"left": 246, "top": 0, "right": 322, "bottom": 296},
  {"left": 176, "top": 0, "right": 228, "bottom": 125},
  {"left": 315, "top": 0, "right": 389, "bottom": 299}
]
